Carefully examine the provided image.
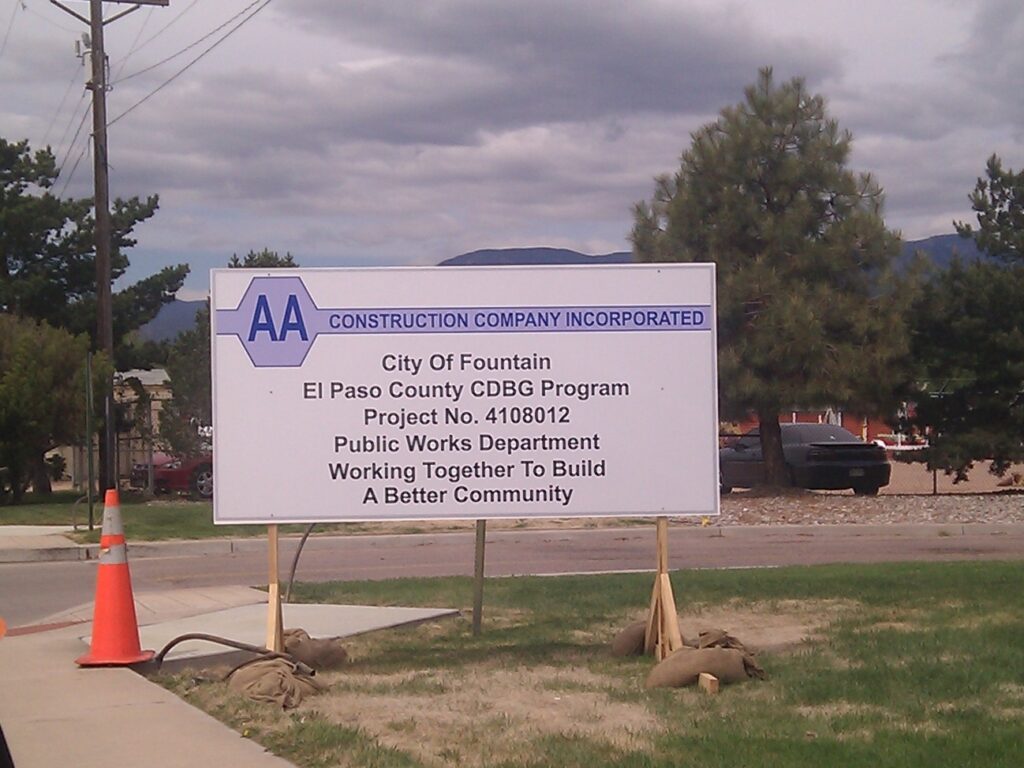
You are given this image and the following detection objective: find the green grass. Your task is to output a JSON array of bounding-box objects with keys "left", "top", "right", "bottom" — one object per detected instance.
[
  {"left": 0, "top": 490, "right": 355, "bottom": 542},
  {"left": 159, "top": 560, "right": 1024, "bottom": 768}
]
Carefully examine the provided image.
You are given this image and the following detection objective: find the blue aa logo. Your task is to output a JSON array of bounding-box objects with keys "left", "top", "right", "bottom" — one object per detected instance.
[
  {"left": 215, "top": 276, "right": 321, "bottom": 367},
  {"left": 248, "top": 294, "right": 309, "bottom": 342}
]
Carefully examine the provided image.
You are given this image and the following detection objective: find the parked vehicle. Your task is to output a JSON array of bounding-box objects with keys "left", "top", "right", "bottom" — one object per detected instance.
[
  {"left": 720, "top": 423, "right": 890, "bottom": 495},
  {"left": 129, "top": 453, "right": 213, "bottom": 499}
]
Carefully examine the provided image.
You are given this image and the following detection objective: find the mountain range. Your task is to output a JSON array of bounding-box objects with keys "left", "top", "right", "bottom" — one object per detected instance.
[{"left": 139, "top": 233, "right": 983, "bottom": 342}]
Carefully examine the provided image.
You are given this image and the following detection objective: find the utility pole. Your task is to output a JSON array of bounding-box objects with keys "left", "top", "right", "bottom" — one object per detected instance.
[
  {"left": 50, "top": 1, "right": 169, "bottom": 490},
  {"left": 89, "top": 0, "right": 115, "bottom": 490}
]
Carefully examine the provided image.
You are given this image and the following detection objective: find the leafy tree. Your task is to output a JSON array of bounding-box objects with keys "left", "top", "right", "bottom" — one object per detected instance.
[
  {"left": 632, "top": 68, "right": 907, "bottom": 485},
  {"left": 955, "top": 154, "right": 1024, "bottom": 264},
  {"left": 908, "top": 156, "right": 1024, "bottom": 479},
  {"left": 0, "top": 137, "right": 188, "bottom": 360},
  {"left": 0, "top": 315, "right": 107, "bottom": 503},
  {"left": 158, "top": 249, "right": 297, "bottom": 456}
]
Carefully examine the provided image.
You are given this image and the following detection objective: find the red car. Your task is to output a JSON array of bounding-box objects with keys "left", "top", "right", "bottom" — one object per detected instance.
[{"left": 129, "top": 453, "right": 213, "bottom": 499}]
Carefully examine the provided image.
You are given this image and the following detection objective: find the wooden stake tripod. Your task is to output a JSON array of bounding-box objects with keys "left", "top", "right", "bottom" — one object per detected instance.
[{"left": 644, "top": 516, "right": 684, "bottom": 660}]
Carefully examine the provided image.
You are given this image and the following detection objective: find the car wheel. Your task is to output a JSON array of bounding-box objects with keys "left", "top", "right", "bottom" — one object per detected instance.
[
  {"left": 191, "top": 464, "right": 213, "bottom": 499},
  {"left": 853, "top": 484, "right": 880, "bottom": 496}
]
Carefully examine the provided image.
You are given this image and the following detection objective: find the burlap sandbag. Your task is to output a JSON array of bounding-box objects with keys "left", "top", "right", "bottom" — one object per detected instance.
[
  {"left": 645, "top": 647, "right": 749, "bottom": 689},
  {"left": 611, "top": 620, "right": 648, "bottom": 657},
  {"left": 696, "top": 628, "right": 744, "bottom": 650},
  {"left": 227, "top": 658, "right": 327, "bottom": 708},
  {"left": 284, "top": 628, "right": 349, "bottom": 670}
]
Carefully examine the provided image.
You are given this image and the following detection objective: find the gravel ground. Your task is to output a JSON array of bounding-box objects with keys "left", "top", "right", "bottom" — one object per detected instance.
[{"left": 714, "top": 490, "right": 1024, "bottom": 526}]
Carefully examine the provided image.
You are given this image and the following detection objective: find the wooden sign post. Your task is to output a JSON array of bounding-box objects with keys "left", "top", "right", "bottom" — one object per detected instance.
[
  {"left": 266, "top": 524, "right": 284, "bottom": 653},
  {"left": 644, "top": 516, "right": 684, "bottom": 660}
]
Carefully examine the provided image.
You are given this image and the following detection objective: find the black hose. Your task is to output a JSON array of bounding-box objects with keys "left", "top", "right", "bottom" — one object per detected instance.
[
  {"left": 151, "top": 632, "right": 311, "bottom": 677},
  {"left": 285, "top": 523, "right": 317, "bottom": 603}
]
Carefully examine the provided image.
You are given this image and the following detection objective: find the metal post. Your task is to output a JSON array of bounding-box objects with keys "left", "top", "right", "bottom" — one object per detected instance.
[
  {"left": 146, "top": 404, "right": 155, "bottom": 496},
  {"left": 472, "top": 520, "right": 487, "bottom": 636},
  {"left": 85, "top": 351, "right": 95, "bottom": 530}
]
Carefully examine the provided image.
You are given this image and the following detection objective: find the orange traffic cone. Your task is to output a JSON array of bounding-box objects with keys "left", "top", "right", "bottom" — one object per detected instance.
[{"left": 76, "top": 489, "right": 154, "bottom": 666}]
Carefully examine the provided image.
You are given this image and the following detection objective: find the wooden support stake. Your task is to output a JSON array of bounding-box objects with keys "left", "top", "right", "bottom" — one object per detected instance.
[
  {"left": 644, "top": 516, "right": 684, "bottom": 661},
  {"left": 266, "top": 524, "right": 283, "bottom": 653},
  {"left": 472, "top": 519, "right": 486, "bottom": 636}
]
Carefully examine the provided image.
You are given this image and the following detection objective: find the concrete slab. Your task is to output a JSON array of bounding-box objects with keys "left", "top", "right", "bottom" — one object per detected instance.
[
  {"left": 114, "top": 603, "right": 459, "bottom": 663},
  {"left": 39, "top": 585, "right": 269, "bottom": 626}
]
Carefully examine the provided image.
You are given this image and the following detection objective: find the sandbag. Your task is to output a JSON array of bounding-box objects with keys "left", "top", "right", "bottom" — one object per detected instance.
[
  {"left": 696, "top": 628, "right": 744, "bottom": 650},
  {"left": 645, "top": 647, "right": 749, "bottom": 689},
  {"left": 227, "top": 657, "right": 327, "bottom": 708},
  {"left": 611, "top": 621, "right": 648, "bottom": 657},
  {"left": 693, "top": 628, "right": 765, "bottom": 678},
  {"left": 284, "top": 628, "right": 349, "bottom": 670}
]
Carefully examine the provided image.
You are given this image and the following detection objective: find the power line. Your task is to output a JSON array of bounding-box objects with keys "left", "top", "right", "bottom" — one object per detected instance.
[
  {"left": 0, "top": 1, "right": 23, "bottom": 62},
  {"left": 113, "top": 0, "right": 261, "bottom": 85},
  {"left": 22, "top": 2, "right": 78, "bottom": 35},
  {"left": 56, "top": 100, "right": 90, "bottom": 179},
  {"left": 108, "top": 0, "right": 273, "bottom": 127},
  {"left": 53, "top": 90, "right": 88, "bottom": 160},
  {"left": 112, "top": 4, "right": 155, "bottom": 82},
  {"left": 116, "top": 0, "right": 199, "bottom": 65},
  {"left": 57, "top": 131, "right": 89, "bottom": 197},
  {"left": 41, "top": 59, "right": 83, "bottom": 145}
]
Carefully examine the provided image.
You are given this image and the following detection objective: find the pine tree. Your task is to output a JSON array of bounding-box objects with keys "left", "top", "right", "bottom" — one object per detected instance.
[
  {"left": 909, "top": 155, "right": 1024, "bottom": 479},
  {"left": 633, "top": 69, "right": 907, "bottom": 484}
]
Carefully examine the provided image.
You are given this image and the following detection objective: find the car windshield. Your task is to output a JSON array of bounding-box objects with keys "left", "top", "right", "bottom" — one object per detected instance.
[{"left": 782, "top": 424, "right": 860, "bottom": 444}]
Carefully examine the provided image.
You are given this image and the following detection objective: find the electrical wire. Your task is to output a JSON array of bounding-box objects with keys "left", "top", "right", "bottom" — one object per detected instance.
[
  {"left": 113, "top": 0, "right": 262, "bottom": 85},
  {"left": 122, "top": 0, "right": 200, "bottom": 61},
  {"left": 57, "top": 132, "right": 89, "bottom": 197},
  {"left": 108, "top": 0, "right": 273, "bottom": 127},
  {"left": 55, "top": 101, "right": 91, "bottom": 194},
  {"left": 112, "top": 4, "right": 155, "bottom": 82},
  {"left": 22, "top": 1, "right": 78, "bottom": 35},
  {"left": 0, "top": 0, "right": 23, "bottom": 62},
  {"left": 41, "top": 59, "right": 83, "bottom": 146},
  {"left": 53, "top": 90, "right": 88, "bottom": 161}
]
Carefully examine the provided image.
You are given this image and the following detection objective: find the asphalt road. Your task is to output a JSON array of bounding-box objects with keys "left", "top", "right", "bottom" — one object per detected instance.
[{"left": 4, "top": 522, "right": 1024, "bottom": 628}]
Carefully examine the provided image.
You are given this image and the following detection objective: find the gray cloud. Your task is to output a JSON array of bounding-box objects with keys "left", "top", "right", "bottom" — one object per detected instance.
[{"left": 3, "top": 0, "right": 1020, "bottom": 298}]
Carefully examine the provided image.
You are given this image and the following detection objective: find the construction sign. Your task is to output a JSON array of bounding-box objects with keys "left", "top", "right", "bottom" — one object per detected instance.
[{"left": 210, "top": 264, "right": 719, "bottom": 523}]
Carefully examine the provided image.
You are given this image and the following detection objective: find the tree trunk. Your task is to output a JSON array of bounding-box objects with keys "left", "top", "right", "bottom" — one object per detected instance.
[
  {"left": 9, "top": 463, "right": 26, "bottom": 504},
  {"left": 758, "top": 412, "right": 790, "bottom": 486},
  {"left": 31, "top": 453, "right": 52, "bottom": 496}
]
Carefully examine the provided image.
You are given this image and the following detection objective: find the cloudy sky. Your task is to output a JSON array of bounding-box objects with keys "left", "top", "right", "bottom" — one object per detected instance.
[{"left": 2, "top": 0, "right": 1021, "bottom": 299}]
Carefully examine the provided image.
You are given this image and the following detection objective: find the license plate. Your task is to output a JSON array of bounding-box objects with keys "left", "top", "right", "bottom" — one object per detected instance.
[{"left": 849, "top": 468, "right": 865, "bottom": 477}]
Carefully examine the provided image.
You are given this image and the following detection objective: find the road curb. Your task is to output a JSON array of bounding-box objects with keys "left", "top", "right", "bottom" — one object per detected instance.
[{"left": 0, "top": 546, "right": 88, "bottom": 564}]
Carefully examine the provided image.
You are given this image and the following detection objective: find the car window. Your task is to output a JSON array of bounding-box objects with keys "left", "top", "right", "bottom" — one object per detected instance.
[
  {"left": 783, "top": 424, "right": 859, "bottom": 444},
  {"left": 734, "top": 431, "right": 760, "bottom": 449}
]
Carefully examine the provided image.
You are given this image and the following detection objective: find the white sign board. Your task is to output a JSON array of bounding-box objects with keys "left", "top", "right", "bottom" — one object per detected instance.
[{"left": 211, "top": 265, "right": 719, "bottom": 523}]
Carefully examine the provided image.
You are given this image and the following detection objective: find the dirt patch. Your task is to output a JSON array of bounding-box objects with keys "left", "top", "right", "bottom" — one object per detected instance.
[
  {"left": 623, "top": 598, "right": 855, "bottom": 654},
  {"left": 307, "top": 666, "right": 655, "bottom": 766}
]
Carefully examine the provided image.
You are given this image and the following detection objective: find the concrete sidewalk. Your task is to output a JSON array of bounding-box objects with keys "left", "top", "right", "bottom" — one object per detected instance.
[
  {"left": 0, "top": 526, "right": 86, "bottom": 563},
  {"left": 0, "top": 525, "right": 279, "bottom": 564},
  {"left": 1, "top": 583, "right": 458, "bottom": 767}
]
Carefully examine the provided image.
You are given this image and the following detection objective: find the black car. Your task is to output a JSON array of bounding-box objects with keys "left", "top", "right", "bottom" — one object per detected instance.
[{"left": 720, "top": 423, "right": 891, "bottom": 495}]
